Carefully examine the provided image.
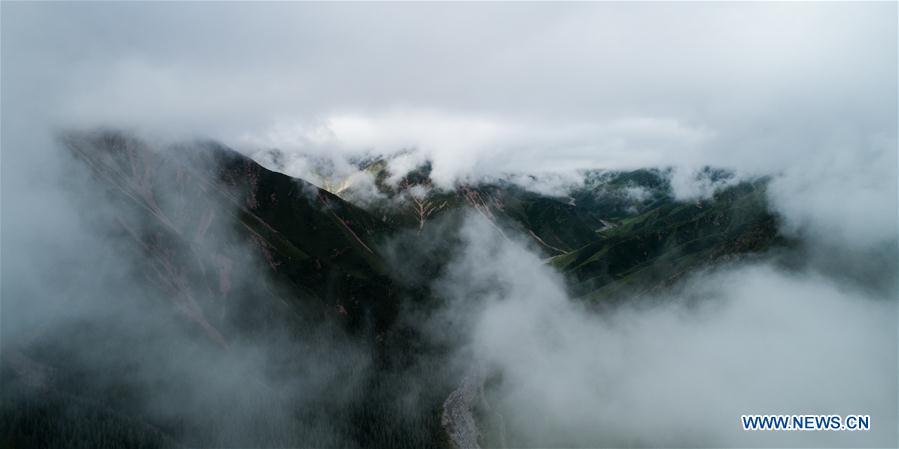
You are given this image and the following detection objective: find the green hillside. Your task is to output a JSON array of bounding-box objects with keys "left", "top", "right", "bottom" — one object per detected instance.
[{"left": 552, "top": 180, "right": 786, "bottom": 302}]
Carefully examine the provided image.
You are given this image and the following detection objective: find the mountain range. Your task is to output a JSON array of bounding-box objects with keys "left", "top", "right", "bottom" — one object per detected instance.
[{"left": 1, "top": 130, "right": 787, "bottom": 449}]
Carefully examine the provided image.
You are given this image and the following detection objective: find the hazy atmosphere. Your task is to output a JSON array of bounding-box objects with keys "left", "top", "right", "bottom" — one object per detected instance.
[{"left": 2, "top": 2, "right": 896, "bottom": 448}]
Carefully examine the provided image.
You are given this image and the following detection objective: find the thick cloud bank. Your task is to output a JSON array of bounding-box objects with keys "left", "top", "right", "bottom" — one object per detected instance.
[{"left": 436, "top": 215, "right": 896, "bottom": 448}]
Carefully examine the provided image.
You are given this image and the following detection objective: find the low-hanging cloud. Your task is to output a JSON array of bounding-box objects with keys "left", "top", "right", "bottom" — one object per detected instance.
[
  {"left": 240, "top": 112, "right": 711, "bottom": 190},
  {"left": 433, "top": 214, "right": 897, "bottom": 448}
]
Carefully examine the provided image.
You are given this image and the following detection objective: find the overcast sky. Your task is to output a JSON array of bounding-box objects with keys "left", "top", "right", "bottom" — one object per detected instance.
[
  {"left": 2, "top": 3, "right": 894, "bottom": 148},
  {"left": 2, "top": 1, "right": 896, "bottom": 244}
]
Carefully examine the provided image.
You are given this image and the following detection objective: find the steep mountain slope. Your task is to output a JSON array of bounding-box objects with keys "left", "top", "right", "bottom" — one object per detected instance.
[
  {"left": 2, "top": 131, "right": 450, "bottom": 449},
  {"left": 63, "top": 130, "right": 399, "bottom": 336}
]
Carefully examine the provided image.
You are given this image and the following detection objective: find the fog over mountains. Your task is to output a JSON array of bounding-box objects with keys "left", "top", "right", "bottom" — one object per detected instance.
[{"left": 1, "top": 3, "right": 896, "bottom": 448}]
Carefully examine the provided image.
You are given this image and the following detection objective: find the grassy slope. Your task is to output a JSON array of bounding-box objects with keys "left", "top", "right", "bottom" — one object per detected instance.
[{"left": 551, "top": 180, "right": 786, "bottom": 302}]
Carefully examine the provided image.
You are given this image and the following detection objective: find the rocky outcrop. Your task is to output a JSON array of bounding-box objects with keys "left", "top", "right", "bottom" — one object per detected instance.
[{"left": 441, "top": 367, "right": 484, "bottom": 449}]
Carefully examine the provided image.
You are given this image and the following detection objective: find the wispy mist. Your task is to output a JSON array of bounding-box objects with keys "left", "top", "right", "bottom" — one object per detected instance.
[{"left": 2, "top": 133, "right": 375, "bottom": 447}]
